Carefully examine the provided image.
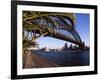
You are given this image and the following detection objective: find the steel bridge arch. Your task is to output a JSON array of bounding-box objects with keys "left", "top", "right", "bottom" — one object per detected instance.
[{"left": 23, "top": 11, "right": 84, "bottom": 49}]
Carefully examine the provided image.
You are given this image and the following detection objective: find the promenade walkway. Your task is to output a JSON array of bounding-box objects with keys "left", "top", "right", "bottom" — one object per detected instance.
[{"left": 23, "top": 51, "right": 59, "bottom": 68}]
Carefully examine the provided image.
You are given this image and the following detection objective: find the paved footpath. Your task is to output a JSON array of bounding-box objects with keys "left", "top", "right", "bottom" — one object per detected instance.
[{"left": 23, "top": 52, "right": 59, "bottom": 68}]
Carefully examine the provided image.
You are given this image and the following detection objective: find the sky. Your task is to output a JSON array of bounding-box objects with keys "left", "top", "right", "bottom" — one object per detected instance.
[
  {"left": 75, "top": 13, "right": 90, "bottom": 46},
  {"left": 36, "top": 13, "right": 90, "bottom": 49}
]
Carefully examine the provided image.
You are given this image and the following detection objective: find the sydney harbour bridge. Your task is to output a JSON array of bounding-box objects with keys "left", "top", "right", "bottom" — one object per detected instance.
[
  {"left": 23, "top": 11, "right": 84, "bottom": 50},
  {"left": 22, "top": 11, "right": 87, "bottom": 68}
]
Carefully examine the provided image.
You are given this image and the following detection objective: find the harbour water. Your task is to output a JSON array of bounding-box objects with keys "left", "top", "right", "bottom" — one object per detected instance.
[{"left": 31, "top": 50, "right": 89, "bottom": 67}]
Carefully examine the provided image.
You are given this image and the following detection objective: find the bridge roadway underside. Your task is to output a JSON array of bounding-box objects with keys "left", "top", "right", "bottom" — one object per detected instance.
[
  {"left": 47, "top": 31, "right": 83, "bottom": 49},
  {"left": 32, "top": 26, "right": 84, "bottom": 49}
]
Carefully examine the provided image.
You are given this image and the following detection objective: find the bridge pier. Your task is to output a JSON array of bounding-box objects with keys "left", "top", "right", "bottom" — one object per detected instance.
[{"left": 79, "top": 42, "right": 85, "bottom": 50}]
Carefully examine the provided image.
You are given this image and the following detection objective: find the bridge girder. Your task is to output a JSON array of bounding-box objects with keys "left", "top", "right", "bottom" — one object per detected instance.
[{"left": 23, "top": 11, "right": 84, "bottom": 49}]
